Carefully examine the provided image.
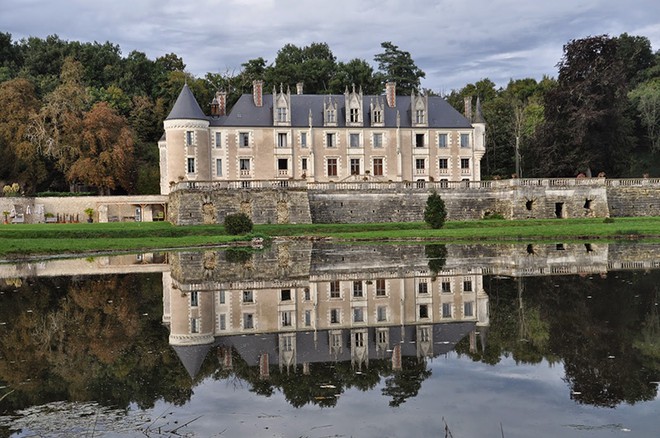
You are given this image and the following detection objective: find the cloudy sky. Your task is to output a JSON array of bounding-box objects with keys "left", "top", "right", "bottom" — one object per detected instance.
[{"left": 1, "top": 0, "right": 659, "bottom": 92}]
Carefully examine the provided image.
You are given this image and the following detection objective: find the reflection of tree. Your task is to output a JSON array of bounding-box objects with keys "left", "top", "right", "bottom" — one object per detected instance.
[
  {"left": 462, "top": 272, "right": 660, "bottom": 408},
  {"left": 0, "top": 274, "right": 194, "bottom": 413},
  {"left": 382, "top": 357, "right": 432, "bottom": 407},
  {"left": 425, "top": 244, "right": 447, "bottom": 278}
]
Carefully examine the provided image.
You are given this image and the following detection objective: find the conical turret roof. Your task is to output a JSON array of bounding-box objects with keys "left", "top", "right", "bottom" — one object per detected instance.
[{"left": 166, "top": 83, "right": 207, "bottom": 120}]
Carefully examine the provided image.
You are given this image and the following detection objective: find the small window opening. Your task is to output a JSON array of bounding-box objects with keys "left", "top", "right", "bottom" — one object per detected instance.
[
  {"left": 526, "top": 200, "right": 534, "bottom": 210},
  {"left": 555, "top": 202, "right": 564, "bottom": 218},
  {"left": 584, "top": 199, "right": 592, "bottom": 209}
]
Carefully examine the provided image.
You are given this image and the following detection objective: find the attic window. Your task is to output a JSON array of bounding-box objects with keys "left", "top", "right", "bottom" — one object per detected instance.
[
  {"left": 350, "top": 108, "right": 360, "bottom": 123},
  {"left": 415, "top": 109, "right": 425, "bottom": 124},
  {"left": 277, "top": 107, "right": 287, "bottom": 122},
  {"left": 373, "top": 110, "right": 382, "bottom": 124}
]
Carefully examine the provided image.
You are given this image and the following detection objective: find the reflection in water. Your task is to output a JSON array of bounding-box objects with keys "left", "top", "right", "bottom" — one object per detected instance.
[{"left": 0, "top": 242, "right": 659, "bottom": 436}]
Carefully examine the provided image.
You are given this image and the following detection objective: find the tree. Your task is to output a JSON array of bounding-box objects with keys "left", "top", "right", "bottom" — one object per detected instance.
[
  {"left": 329, "top": 58, "right": 383, "bottom": 94},
  {"left": 374, "top": 42, "right": 425, "bottom": 95},
  {"left": 629, "top": 78, "right": 660, "bottom": 153},
  {"left": 266, "top": 42, "right": 337, "bottom": 94},
  {"left": 532, "top": 35, "right": 635, "bottom": 177},
  {"left": 423, "top": 190, "right": 447, "bottom": 229}
]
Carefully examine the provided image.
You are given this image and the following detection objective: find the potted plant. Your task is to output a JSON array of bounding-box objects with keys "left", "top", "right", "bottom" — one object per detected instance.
[{"left": 84, "top": 207, "right": 94, "bottom": 223}]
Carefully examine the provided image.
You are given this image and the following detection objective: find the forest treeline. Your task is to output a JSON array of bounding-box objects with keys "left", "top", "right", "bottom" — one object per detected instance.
[{"left": 0, "top": 33, "right": 658, "bottom": 195}]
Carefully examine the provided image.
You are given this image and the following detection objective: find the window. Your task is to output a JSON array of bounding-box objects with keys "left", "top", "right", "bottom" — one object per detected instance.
[
  {"left": 330, "top": 280, "right": 340, "bottom": 298},
  {"left": 240, "top": 158, "right": 250, "bottom": 175},
  {"left": 416, "top": 109, "right": 425, "bottom": 124},
  {"left": 281, "top": 289, "right": 291, "bottom": 301},
  {"left": 373, "top": 110, "right": 382, "bottom": 124},
  {"left": 327, "top": 158, "right": 338, "bottom": 177},
  {"left": 373, "top": 158, "right": 383, "bottom": 176},
  {"left": 350, "top": 108, "right": 359, "bottom": 123},
  {"left": 419, "top": 327, "right": 430, "bottom": 342},
  {"left": 438, "top": 133, "right": 448, "bottom": 148},
  {"left": 353, "top": 307, "right": 364, "bottom": 323},
  {"left": 373, "top": 133, "right": 383, "bottom": 148},
  {"left": 304, "top": 288, "right": 311, "bottom": 300},
  {"left": 418, "top": 282, "right": 428, "bottom": 294},
  {"left": 354, "top": 331, "right": 365, "bottom": 347},
  {"left": 350, "top": 158, "right": 360, "bottom": 175},
  {"left": 304, "top": 310, "right": 312, "bottom": 326},
  {"left": 461, "top": 158, "right": 470, "bottom": 170},
  {"left": 216, "top": 159, "right": 223, "bottom": 177},
  {"left": 326, "top": 109, "right": 336, "bottom": 123},
  {"left": 278, "top": 158, "right": 288, "bottom": 172},
  {"left": 463, "top": 279, "right": 473, "bottom": 292},
  {"left": 377, "top": 306, "right": 387, "bottom": 322},
  {"left": 377, "top": 329, "right": 388, "bottom": 344},
  {"left": 281, "top": 311, "right": 292, "bottom": 327},
  {"left": 242, "top": 290, "right": 253, "bottom": 303},
  {"left": 300, "top": 132, "right": 307, "bottom": 148},
  {"left": 277, "top": 107, "right": 287, "bottom": 122},
  {"left": 416, "top": 158, "right": 425, "bottom": 171},
  {"left": 460, "top": 133, "right": 470, "bottom": 148},
  {"left": 441, "top": 280, "right": 451, "bottom": 293},
  {"left": 326, "top": 133, "right": 336, "bottom": 147},
  {"left": 439, "top": 158, "right": 448, "bottom": 170},
  {"left": 187, "top": 157, "right": 195, "bottom": 174},
  {"left": 186, "top": 131, "right": 193, "bottom": 146},
  {"left": 415, "top": 133, "right": 425, "bottom": 148},
  {"left": 191, "top": 317, "right": 200, "bottom": 333},
  {"left": 464, "top": 301, "right": 474, "bottom": 317},
  {"left": 349, "top": 133, "right": 360, "bottom": 148},
  {"left": 277, "top": 132, "right": 287, "bottom": 148},
  {"left": 219, "top": 290, "right": 226, "bottom": 304},
  {"left": 376, "top": 279, "right": 386, "bottom": 296},
  {"left": 243, "top": 313, "right": 254, "bottom": 329},
  {"left": 239, "top": 132, "right": 250, "bottom": 147},
  {"left": 215, "top": 132, "right": 222, "bottom": 148},
  {"left": 190, "top": 291, "right": 199, "bottom": 307},
  {"left": 219, "top": 314, "right": 226, "bottom": 330},
  {"left": 331, "top": 332, "right": 342, "bottom": 348},
  {"left": 442, "top": 303, "right": 452, "bottom": 318},
  {"left": 281, "top": 335, "right": 293, "bottom": 351},
  {"left": 330, "top": 308, "right": 340, "bottom": 324},
  {"left": 353, "top": 281, "right": 363, "bottom": 297},
  {"left": 419, "top": 304, "right": 429, "bottom": 319},
  {"left": 301, "top": 158, "right": 308, "bottom": 172}
]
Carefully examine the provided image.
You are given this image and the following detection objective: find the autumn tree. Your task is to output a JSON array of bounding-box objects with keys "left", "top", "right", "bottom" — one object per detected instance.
[
  {"left": 67, "top": 102, "right": 135, "bottom": 194},
  {"left": 374, "top": 41, "right": 425, "bottom": 95}
]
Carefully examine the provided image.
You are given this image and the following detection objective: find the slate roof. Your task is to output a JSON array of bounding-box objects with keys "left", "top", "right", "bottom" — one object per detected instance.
[
  {"left": 166, "top": 83, "right": 208, "bottom": 121},
  {"left": 206, "top": 93, "right": 473, "bottom": 129}
]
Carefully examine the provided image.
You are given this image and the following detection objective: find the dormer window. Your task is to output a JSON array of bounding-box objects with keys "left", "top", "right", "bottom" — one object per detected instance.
[
  {"left": 350, "top": 108, "right": 360, "bottom": 123},
  {"left": 370, "top": 97, "right": 385, "bottom": 127},
  {"left": 326, "top": 109, "right": 336, "bottom": 123},
  {"left": 324, "top": 96, "right": 338, "bottom": 126},
  {"left": 411, "top": 91, "right": 428, "bottom": 127},
  {"left": 373, "top": 110, "right": 382, "bottom": 124},
  {"left": 415, "top": 109, "right": 425, "bottom": 124},
  {"left": 273, "top": 85, "right": 291, "bottom": 126},
  {"left": 345, "top": 84, "right": 363, "bottom": 126},
  {"left": 277, "top": 107, "right": 287, "bottom": 123}
]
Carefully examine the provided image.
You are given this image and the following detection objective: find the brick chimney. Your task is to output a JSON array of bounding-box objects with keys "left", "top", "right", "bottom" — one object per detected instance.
[
  {"left": 464, "top": 96, "right": 473, "bottom": 121},
  {"left": 386, "top": 82, "right": 396, "bottom": 108},
  {"left": 212, "top": 91, "right": 227, "bottom": 116},
  {"left": 296, "top": 82, "right": 304, "bottom": 95},
  {"left": 253, "top": 80, "right": 263, "bottom": 107}
]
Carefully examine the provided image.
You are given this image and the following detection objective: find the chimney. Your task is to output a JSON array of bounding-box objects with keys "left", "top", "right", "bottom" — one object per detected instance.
[
  {"left": 253, "top": 80, "right": 263, "bottom": 107},
  {"left": 212, "top": 91, "right": 226, "bottom": 116},
  {"left": 296, "top": 82, "right": 304, "bottom": 95},
  {"left": 386, "top": 82, "right": 396, "bottom": 108},
  {"left": 464, "top": 96, "right": 473, "bottom": 121}
]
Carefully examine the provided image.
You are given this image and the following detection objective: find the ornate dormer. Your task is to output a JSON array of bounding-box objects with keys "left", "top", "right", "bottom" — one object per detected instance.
[
  {"left": 344, "top": 84, "right": 363, "bottom": 127},
  {"left": 323, "top": 96, "right": 338, "bottom": 127},
  {"left": 273, "top": 84, "right": 291, "bottom": 126},
  {"left": 411, "top": 90, "right": 428, "bottom": 127},
  {"left": 370, "top": 97, "right": 385, "bottom": 127}
]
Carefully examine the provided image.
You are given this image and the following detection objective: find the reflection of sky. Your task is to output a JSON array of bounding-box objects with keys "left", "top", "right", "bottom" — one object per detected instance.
[{"left": 135, "top": 354, "right": 659, "bottom": 438}]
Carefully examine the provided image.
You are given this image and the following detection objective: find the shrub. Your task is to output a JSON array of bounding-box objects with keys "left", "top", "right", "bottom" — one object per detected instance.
[
  {"left": 224, "top": 212, "right": 253, "bottom": 235},
  {"left": 603, "top": 217, "right": 615, "bottom": 223},
  {"left": 424, "top": 190, "right": 447, "bottom": 229}
]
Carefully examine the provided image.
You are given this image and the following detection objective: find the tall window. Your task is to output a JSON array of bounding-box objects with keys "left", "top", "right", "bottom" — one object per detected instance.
[
  {"left": 277, "top": 107, "right": 287, "bottom": 122},
  {"left": 376, "top": 279, "right": 386, "bottom": 296},
  {"left": 350, "top": 108, "right": 360, "bottom": 123},
  {"left": 190, "top": 291, "right": 199, "bottom": 307},
  {"left": 277, "top": 132, "right": 287, "bottom": 148},
  {"left": 349, "top": 133, "right": 360, "bottom": 148},
  {"left": 219, "top": 290, "right": 225, "bottom": 304},
  {"left": 373, "top": 158, "right": 383, "bottom": 176},
  {"left": 350, "top": 158, "right": 360, "bottom": 175},
  {"left": 240, "top": 158, "right": 251, "bottom": 175},
  {"left": 415, "top": 109, "right": 425, "bottom": 124},
  {"left": 373, "top": 110, "right": 382, "bottom": 124},
  {"left": 215, "top": 132, "right": 222, "bottom": 148},
  {"left": 243, "top": 313, "right": 254, "bottom": 329},
  {"left": 186, "top": 131, "right": 193, "bottom": 146},
  {"left": 419, "top": 304, "right": 429, "bottom": 319},
  {"left": 330, "top": 280, "right": 340, "bottom": 298},
  {"left": 373, "top": 133, "right": 383, "bottom": 148},
  {"left": 281, "top": 311, "right": 292, "bottom": 327},
  {"left": 460, "top": 133, "right": 470, "bottom": 148},
  {"left": 442, "top": 303, "right": 452, "bottom": 318},
  {"left": 304, "top": 310, "right": 311, "bottom": 326},
  {"left": 464, "top": 301, "right": 474, "bottom": 317},
  {"left": 301, "top": 158, "right": 308, "bottom": 172},
  {"left": 438, "top": 133, "right": 448, "bottom": 148},
  {"left": 216, "top": 159, "right": 223, "bottom": 177},
  {"left": 439, "top": 158, "right": 448, "bottom": 170},
  {"left": 300, "top": 132, "right": 307, "bottom": 148},
  {"left": 461, "top": 158, "right": 470, "bottom": 170},
  {"left": 330, "top": 309, "right": 340, "bottom": 324},
  {"left": 191, "top": 318, "right": 199, "bottom": 333},
  {"left": 415, "top": 133, "right": 425, "bottom": 148},
  {"left": 239, "top": 132, "right": 249, "bottom": 147},
  {"left": 219, "top": 314, "right": 226, "bottom": 330},
  {"left": 353, "top": 307, "right": 364, "bottom": 323},
  {"left": 327, "top": 158, "right": 338, "bottom": 177},
  {"left": 326, "top": 133, "right": 336, "bottom": 147},
  {"left": 187, "top": 157, "right": 195, "bottom": 174},
  {"left": 353, "top": 281, "right": 363, "bottom": 297},
  {"left": 377, "top": 306, "right": 387, "bottom": 322}
]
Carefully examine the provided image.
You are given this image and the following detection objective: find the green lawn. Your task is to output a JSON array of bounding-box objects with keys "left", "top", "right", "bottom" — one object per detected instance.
[{"left": 1, "top": 217, "right": 659, "bottom": 257}]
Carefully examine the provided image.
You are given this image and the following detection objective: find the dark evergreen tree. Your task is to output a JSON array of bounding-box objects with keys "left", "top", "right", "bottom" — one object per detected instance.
[{"left": 423, "top": 190, "right": 447, "bottom": 229}]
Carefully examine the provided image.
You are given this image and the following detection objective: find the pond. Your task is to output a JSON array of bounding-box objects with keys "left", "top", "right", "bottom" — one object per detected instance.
[{"left": 0, "top": 242, "right": 659, "bottom": 437}]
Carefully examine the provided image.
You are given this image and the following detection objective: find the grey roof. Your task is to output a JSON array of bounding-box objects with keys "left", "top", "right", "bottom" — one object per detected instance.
[
  {"left": 208, "top": 93, "right": 473, "bottom": 129},
  {"left": 166, "top": 83, "right": 208, "bottom": 121},
  {"left": 172, "top": 343, "right": 213, "bottom": 379}
]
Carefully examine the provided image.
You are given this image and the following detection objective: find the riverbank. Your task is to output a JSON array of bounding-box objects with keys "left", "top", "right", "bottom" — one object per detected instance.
[{"left": 1, "top": 216, "right": 660, "bottom": 257}]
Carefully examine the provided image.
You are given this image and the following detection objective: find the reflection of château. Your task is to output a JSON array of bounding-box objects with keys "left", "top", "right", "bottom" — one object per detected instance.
[{"left": 162, "top": 242, "right": 491, "bottom": 377}]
